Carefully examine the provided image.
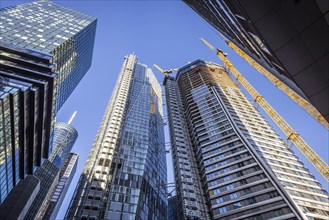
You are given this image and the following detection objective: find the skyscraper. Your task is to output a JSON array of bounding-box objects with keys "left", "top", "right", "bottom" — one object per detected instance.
[
  {"left": 24, "top": 159, "right": 60, "bottom": 220},
  {"left": 183, "top": 0, "right": 329, "bottom": 122},
  {"left": 164, "top": 74, "right": 210, "bottom": 219},
  {"left": 0, "top": 41, "right": 56, "bottom": 208},
  {"left": 0, "top": 0, "right": 96, "bottom": 214},
  {"left": 164, "top": 60, "right": 329, "bottom": 219},
  {"left": 66, "top": 54, "right": 167, "bottom": 220},
  {"left": 39, "top": 153, "right": 79, "bottom": 220},
  {"left": 0, "top": 0, "right": 97, "bottom": 110},
  {"left": 50, "top": 121, "right": 78, "bottom": 168},
  {"left": 24, "top": 120, "right": 78, "bottom": 220}
]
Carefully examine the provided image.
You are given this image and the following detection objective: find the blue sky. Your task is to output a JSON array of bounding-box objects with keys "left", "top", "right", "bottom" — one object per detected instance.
[{"left": 1, "top": 0, "right": 328, "bottom": 219}]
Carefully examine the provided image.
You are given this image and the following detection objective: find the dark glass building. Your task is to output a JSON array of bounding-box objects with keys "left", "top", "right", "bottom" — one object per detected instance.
[
  {"left": 39, "top": 153, "right": 78, "bottom": 220},
  {"left": 0, "top": 0, "right": 97, "bottom": 110},
  {"left": 66, "top": 54, "right": 167, "bottom": 220},
  {"left": 0, "top": 41, "right": 56, "bottom": 205},
  {"left": 168, "top": 196, "right": 179, "bottom": 220},
  {"left": 24, "top": 159, "right": 60, "bottom": 220},
  {"left": 0, "top": 175, "right": 40, "bottom": 220},
  {"left": 0, "top": 0, "right": 96, "bottom": 216},
  {"left": 183, "top": 0, "right": 329, "bottom": 122},
  {"left": 164, "top": 60, "right": 329, "bottom": 219},
  {"left": 24, "top": 121, "right": 78, "bottom": 220}
]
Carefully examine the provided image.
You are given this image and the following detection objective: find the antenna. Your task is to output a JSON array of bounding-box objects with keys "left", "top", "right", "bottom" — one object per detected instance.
[{"left": 68, "top": 111, "right": 77, "bottom": 125}]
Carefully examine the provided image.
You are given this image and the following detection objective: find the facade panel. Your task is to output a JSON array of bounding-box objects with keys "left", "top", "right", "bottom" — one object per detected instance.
[
  {"left": 164, "top": 76, "right": 210, "bottom": 219},
  {"left": 24, "top": 160, "right": 60, "bottom": 220}
]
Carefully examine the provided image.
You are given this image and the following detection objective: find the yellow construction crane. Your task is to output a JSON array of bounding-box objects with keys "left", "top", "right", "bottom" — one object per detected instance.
[
  {"left": 153, "top": 64, "right": 179, "bottom": 77},
  {"left": 223, "top": 40, "right": 329, "bottom": 130},
  {"left": 201, "top": 38, "right": 329, "bottom": 182}
]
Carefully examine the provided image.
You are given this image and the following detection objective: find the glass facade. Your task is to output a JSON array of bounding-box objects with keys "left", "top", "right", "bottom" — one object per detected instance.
[
  {"left": 222, "top": 84, "right": 329, "bottom": 219},
  {"left": 0, "top": 41, "right": 56, "bottom": 205},
  {"left": 39, "top": 153, "right": 78, "bottom": 220},
  {"left": 49, "top": 122, "right": 78, "bottom": 168},
  {"left": 0, "top": 0, "right": 95, "bottom": 212},
  {"left": 0, "top": 82, "right": 22, "bottom": 204},
  {"left": 0, "top": 0, "right": 97, "bottom": 110},
  {"left": 168, "top": 196, "right": 178, "bottom": 220},
  {"left": 23, "top": 121, "right": 78, "bottom": 220},
  {"left": 165, "top": 60, "right": 328, "bottom": 219},
  {"left": 66, "top": 54, "right": 167, "bottom": 220},
  {"left": 24, "top": 160, "right": 60, "bottom": 220}
]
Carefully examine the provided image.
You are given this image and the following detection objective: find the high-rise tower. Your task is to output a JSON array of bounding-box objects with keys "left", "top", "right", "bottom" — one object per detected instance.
[
  {"left": 39, "top": 153, "right": 79, "bottom": 220},
  {"left": 164, "top": 60, "right": 329, "bottom": 219},
  {"left": 0, "top": 41, "right": 56, "bottom": 219},
  {"left": 0, "top": 0, "right": 95, "bottom": 214},
  {"left": 66, "top": 54, "right": 167, "bottom": 220},
  {"left": 0, "top": 0, "right": 97, "bottom": 110},
  {"left": 50, "top": 120, "right": 78, "bottom": 168}
]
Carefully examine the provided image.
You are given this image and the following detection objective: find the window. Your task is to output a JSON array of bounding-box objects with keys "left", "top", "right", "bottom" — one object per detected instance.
[
  {"left": 248, "top": 198, "right": 256, "bottom": 205},
  {"left": 219, "top": 207, "right": 227, "bottom": 214},
  {"left": 229, "top": 193, "right": 238, "bottom": 199},
  {"left": 216, "top": 197, "right": 224, "bottom": 204},
  {"left": 233, "top": 202, "right": 242, "bottom": 208},
  {"left": 214, "top": 188, "right": 221, "bottom": 195},
  {"left": 223, "top": 176, "right": 231, "bottom": 182},
  {"left": 226, "top": 184, "right": 234, "bottom": 190}
]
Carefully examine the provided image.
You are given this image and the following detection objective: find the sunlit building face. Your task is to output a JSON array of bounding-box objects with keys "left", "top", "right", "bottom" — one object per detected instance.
[
  {"left": 0, "top": 0, "right": 96, "bottom": 213},
  {"left": 65, "top": 54, "right": 167, "bottom": 220},
  {"left": 0, "top": 0, "right": 97, "bottom": 110}
]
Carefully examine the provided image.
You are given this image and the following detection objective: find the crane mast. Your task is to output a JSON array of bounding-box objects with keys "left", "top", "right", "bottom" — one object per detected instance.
[
  {"left": 225, "top": 40, "right": 329, "bottom": 129},
  {"left": 201, "top": 38, "right": 329, "bottom": 182}
]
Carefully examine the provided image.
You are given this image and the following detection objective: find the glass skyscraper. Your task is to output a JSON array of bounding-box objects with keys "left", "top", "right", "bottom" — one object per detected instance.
[
  {"left": 0, "top": 0, "right": 96, "bottom": 214},
  {"left": 0, "top": 41, "right": 56, "bottom": 206},
  {"left": 39, "top": 153, "right": 78, "bottom": 220},
  {"left": 66, "top": 54, "right": 167, "bottom": 220},
  {"left": 24, "top": 159, "right": 60, "bottom": 220},
  {"left": 164, "top": 60, "right": 329, "bottom": 219},
  {"left": 0, "top": 0, "right": 97, "bottom": 110},
  {"left": 50, "top": 122, "right": 78, "bottom": 168}
]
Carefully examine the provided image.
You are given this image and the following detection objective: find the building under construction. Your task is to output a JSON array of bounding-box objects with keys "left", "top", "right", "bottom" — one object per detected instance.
[{"left": 164, "top": 59, "right": 329, "bottom": 220}]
